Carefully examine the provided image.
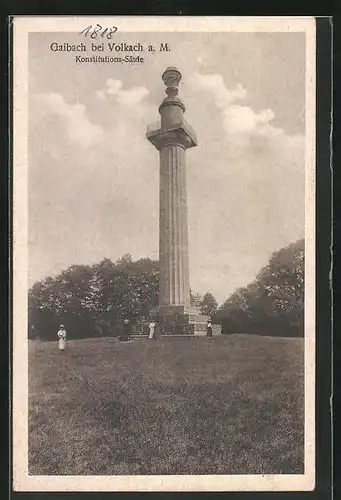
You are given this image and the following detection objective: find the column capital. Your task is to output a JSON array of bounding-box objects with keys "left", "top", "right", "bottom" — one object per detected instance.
[{"left": 146, "top": 122, "right": 197, "bottom": 151}]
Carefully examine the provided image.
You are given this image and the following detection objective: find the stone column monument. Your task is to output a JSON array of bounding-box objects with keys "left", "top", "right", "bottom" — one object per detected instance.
[{"left": 146, "top": 67, "right": 209, "bottom": 335}]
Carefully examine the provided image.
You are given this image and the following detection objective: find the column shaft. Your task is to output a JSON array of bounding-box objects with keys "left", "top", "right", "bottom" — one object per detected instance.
[{"left": 159, "top": 144, "right": 190, "bottom": 306}]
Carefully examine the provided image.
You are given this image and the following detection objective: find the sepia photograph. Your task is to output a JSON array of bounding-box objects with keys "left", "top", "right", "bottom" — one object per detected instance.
[{"left": 12, "top": 16, "right": 316, "bottom": 492}]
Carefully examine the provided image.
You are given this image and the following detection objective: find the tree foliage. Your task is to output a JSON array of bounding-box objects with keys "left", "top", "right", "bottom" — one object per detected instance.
[
  {"left": 218, "top": 239, "right": 304, "bottom": 337},
  {"left": 190, "top": 290, "right": 202, "bottom": 308},
  {"left": 28, "top": 240, "right": 304, "bottom": 340},
  {"left": 200, "top": 292, "right": 218, "bottom": 316},
  {"left": 28, "top": 256, "right": 159, "bottom": 340}
]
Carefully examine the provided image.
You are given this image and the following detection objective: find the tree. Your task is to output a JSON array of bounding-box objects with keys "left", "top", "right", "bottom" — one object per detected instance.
[
  {"left": 116, "top": 253, "right": 133, "bottom": 266},
  {"left": 28, "top": 256, "right": 159, "bottom": 340},
  {"left": 218, "top": 239, "right": 304, "bottom": 337},
  {"left": 200, "top": 292, "right": 218, "bottom": 316},
  {"left": 190, "top": 290, "right": 202, "bottom": 308}
]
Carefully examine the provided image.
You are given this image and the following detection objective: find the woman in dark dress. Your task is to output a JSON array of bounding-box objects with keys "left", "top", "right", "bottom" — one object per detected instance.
[
  {"left": 206, "top": 320, "right": 213, "bottom": 338},
  {"left": 120, "top": 319, "right": 131, "bottom": 342}
]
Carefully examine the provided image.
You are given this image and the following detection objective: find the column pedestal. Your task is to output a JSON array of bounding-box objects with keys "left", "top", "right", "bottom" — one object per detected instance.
[{"left": 157, "top": 305, "right": 209, "bottom": 336}]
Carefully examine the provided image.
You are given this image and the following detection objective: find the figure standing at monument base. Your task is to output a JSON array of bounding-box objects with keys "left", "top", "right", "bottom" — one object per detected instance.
[
  {"left": 148, "top": 321, "right": 156, "bottom": 339},
  {"left": 206, "top": 321, "right": 213, "bottom": 338},
  {"left": 57, "top": 325, "right": 67, "bottom": 351},
  {"left": 146, "top": 67, "right": 209, "bottom": 335},
  {"left": 120, "top": 319, "right": 132, "bottom": 342}
]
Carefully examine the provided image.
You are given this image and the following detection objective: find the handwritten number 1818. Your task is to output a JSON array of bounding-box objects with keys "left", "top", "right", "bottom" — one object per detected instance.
[{"left": 79, "top": 24, "right": 118, "bottom": 39}]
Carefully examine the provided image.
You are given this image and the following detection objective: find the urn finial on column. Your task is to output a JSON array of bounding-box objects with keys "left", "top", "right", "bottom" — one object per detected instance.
[
  {"left": 162, "top": 66, "right": 182, "bottom": 97},
  {"left": 146, "top": 66, "right": 197, "bottom": 149}
]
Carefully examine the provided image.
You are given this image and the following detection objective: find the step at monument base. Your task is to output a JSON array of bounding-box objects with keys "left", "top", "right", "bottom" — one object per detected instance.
[{"left": 157, "top": 305, "right": 210, "bottom": 335}]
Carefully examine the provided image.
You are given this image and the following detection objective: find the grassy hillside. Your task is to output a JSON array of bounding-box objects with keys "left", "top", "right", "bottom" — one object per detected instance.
[{"left": 28, "top": 335, "right": 304, "bottom": 475}]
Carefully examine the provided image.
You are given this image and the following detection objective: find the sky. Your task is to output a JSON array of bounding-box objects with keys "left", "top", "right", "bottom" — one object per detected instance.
[{"left": 28, "top": 31, "right": 306, "bottom": 304}]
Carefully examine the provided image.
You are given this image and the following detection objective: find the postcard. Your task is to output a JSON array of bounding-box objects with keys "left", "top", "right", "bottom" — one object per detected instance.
[{"left": 12, "top": 16, "right": 316, "bottom": 492}]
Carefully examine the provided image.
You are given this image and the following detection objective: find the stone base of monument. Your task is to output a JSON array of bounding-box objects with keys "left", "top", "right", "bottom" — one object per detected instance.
[{"left": 157, "top": 305, "right": 210, "bottom": 336}]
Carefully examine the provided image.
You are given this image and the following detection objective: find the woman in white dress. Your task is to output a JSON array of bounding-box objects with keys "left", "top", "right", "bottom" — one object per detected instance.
[
  {"left": 57, "top": 325, "right": 67, "bottom": 351},
  {"left": 148, "top": 321, "right": 156, "bottom": 340}
]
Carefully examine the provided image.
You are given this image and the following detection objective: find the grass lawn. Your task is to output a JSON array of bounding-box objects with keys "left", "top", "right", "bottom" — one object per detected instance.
[{"left": 28, "top": 334, "right": 304, "bottom": 475}]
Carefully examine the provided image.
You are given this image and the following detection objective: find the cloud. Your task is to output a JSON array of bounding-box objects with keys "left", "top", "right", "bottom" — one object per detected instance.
[
  {"left": 117, "top": 87, "right": 149, "bottom": 106},
  {"left": 190, "top": 72, "right": 282, "bottom": 138},
  {"left": 95, "top": 78, "right": 149, "bottom": 106},
  {"left": 29, "top": 84, "right": 158, "bottom": 290},
  {"left": 95, "top": 90, "right": 106, "bottom": 101},
  {"left": 225, "top": 105, "right": 276, "bottom": 135},
  {"left": 106, "top": 79, "right": 123, "bottom": 94},
  {"left": 183, "top": 71, "right": 305, "bottom": 302},
  {"left": 35, "top": 92, "right": 103, "bottom": 146},
  {"left": 191, "top": 73, "right": 246, "bottom": 106}
]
